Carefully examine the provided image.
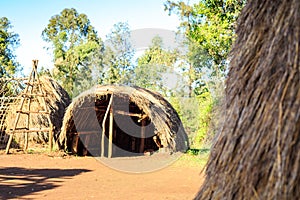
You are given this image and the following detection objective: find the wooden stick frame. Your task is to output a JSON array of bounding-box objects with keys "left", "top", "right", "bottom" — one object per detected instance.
[{"left": 5, "top": 60, "right": 54, "bottom": 154}]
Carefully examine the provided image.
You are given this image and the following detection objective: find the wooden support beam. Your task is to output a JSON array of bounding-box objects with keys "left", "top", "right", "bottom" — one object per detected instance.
[
  {"left": 25, "top": 84, "right": 32, "bottom": 152},
  {"left": 78, "top": 131, "right": 101, "bottom": 135},
  {"left": 108, "top": 106, "right": 114, "bottom": 158},
  {"left": 20, "top": 93, "right": 47, "bottom": 97},
  {"left": 101, "top": 94, "right": 113, "bottom": 157},
  {"left": 15, "top": 110, "right": 50, "bottom": 114},
  {"left": 7, "top": 128, "right": 51, "bottom": 133},
  {"left": 139, "top": 119, "right": 146, "bottom": 153},
  {"left": 78, "top": 107, "right": 147, "bottom": 120},
  {"left": 78, "top": 107, "right": 107, "bottom": 112},
  {"left": 5, "top": 135, "right": 13, "bottom": 154},
  {"left": 114, "top": 110, "right": 147, "bottom": 119},
  {"left": 0, "top": 77, "right": 27, "bottom": 81}
]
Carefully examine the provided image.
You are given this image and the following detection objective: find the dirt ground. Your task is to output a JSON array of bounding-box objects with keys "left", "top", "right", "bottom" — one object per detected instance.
[{"left": 0, "top": 153, "right": 204, "bottom": 200}]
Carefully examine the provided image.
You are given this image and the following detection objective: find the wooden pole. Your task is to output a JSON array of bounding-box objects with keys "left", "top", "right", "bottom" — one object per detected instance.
[
  {"left": 5, "top": 134, "right": 14, "bottom": 154},
  {"left": 139, "top": 119, "right": 146, "bottom": 153},
  {"left": 24, "top": 74, "right": 34, "bottom": 151},
  {"left": 33, "top": 60, "right": 53, "bottom": 151},
  {"left": 101, "top": 94, "right": 113, "bottom": 157},
  {"left": 108, "top": 106, "right": 114, "bottom": 158},
  {"left": 24, "top": 97, "right": 29, "bottom": 151}
]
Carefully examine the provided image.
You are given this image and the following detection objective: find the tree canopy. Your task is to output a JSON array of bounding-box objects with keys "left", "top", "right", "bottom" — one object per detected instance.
[
  {"left": 42, "top": 8, "right": 103, "bottom": 97},
  {"left": 0, "top": 17, "right": 20, "bottom": 77},
  {"left": 102, "top": 22, "right": 135, "bottom": 85},
  {"left": 164, "top": 0, "right": 246, "bottom": 146},
  {"left": 165, "top": 0, "right": 246, "bottom": 76},
  {"left": 134, "top": 35, "right": 178, "bottom": 93}
]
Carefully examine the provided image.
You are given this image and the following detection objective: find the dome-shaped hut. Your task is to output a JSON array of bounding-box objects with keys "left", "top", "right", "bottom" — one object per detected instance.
[{"left": 59, "top": 85, "right": 188, "bottom": 157}]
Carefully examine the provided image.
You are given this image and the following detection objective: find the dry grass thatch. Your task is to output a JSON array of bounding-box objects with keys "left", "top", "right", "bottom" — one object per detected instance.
[
  {"left": 196, "top": 1, "right": 300, "bottom": 199},
  {"left": 59, "top": 85, "right": 188, "bottom": 154},
  {"left": 5, "top": 76, "right": 71, "bottom": 146}
]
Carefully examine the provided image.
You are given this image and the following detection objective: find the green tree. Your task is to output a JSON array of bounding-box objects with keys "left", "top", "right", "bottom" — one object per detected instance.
[
  {"left": 165, "top": 0, "right": 246, "bottom": 77},
  {"left": 0, "top": 17, "right": 20, "bottom": 77},
  {"left": 134, "top": 35, "right": 178, "bottom": 94},
  {"left": 102, "top": 22, "right": 134, "bottom": 84},
  {"left": 102, "top": 46, "right": 119, "bottom": 84},
  {"left": 42, "top": 8, "right": 103, "bottom": 97},
  {"left": 176, "top": 38, "right": 211, "bottom": 97},
  {"left": 164, "top": 1, "right": 245, "bottom": 147}
]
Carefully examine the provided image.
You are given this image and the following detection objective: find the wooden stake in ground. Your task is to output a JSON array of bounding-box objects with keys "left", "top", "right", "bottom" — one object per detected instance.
[{"left": 101, "top": 93, "right": 113, "bottom": 157}]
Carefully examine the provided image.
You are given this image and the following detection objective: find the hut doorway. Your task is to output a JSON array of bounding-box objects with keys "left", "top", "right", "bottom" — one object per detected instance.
[{"left": 70, "top": 94, "right": 160, "bottom": 157}]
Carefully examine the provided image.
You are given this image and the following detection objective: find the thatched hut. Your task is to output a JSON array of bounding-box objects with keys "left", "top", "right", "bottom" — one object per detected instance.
[
  {"left": 59, "top": 85, "right": 188, "bottom": 157},
  {"left": 5, "top": 76, "right": 71, "bottom": 147},
  {"left": 196, "top": 1, "right": 300, "bottom": 199}
]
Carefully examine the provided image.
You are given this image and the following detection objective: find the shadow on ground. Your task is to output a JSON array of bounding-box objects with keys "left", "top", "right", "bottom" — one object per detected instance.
[{"left": 0, "top": 167, "right": 91, "bottom": 199}]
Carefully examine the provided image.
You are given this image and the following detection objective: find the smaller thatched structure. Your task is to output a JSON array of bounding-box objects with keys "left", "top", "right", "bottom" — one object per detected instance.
[
  {"left": 5, "top": 76, "right": 71, "bottom": 147},
  {"left": 59, "top": 85, "right": 188, "bottom": 157}
]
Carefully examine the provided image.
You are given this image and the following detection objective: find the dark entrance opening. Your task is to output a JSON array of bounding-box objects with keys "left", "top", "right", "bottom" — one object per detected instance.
[{"left": 69, "top": 94, "right": 161, "bottom": 157}]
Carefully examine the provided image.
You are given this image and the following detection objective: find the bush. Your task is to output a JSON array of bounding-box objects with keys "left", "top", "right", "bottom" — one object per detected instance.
[{"left": 169, "top": 90, "right": 214, "bottom": 149}]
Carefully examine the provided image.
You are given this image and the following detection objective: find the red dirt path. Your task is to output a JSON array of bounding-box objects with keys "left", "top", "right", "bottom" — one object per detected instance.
[{"left": 0, "top": 154, "right": 203, "bottom": 199}]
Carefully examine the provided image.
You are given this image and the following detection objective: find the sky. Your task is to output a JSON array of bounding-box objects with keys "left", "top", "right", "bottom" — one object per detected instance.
[{"left": 0, "top": 0, "right": 181, "bottom": 75}]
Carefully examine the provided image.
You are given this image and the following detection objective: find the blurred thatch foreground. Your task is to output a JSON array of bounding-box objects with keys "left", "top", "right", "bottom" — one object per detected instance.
[
  {"left": 5, "top": 76, "right": 70, "bottom": 147},
  {"left": 196, "top": 1, "right": 300, "bottom": 199}
]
